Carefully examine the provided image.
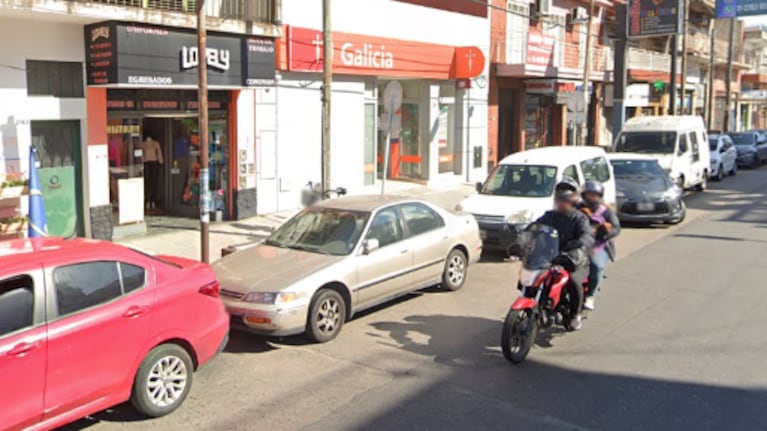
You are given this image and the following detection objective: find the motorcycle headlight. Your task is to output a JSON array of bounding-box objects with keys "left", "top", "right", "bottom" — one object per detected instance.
[{"left": 519, "top": 268, "right": 542, "bottom": 287}]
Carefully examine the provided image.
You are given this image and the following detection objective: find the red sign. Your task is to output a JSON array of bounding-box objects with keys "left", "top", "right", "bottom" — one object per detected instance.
[
  {"left": 526, "top": 30, "right": 555, "bottom": 67},
  {"left": 284, "top": 26, "right": 484, "bottom": 80}
]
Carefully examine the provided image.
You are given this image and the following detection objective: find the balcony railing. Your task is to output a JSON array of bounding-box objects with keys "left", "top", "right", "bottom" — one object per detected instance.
[
  {"left": 68, "top": 0, "right": 278, "bottom": 23},
  {"left": 628, "top": 47, "right": 671, "bottom": 72}
]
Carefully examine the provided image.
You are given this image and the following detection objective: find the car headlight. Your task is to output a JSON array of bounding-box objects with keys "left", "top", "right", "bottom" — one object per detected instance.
[
  {"left": 505, "top": 210, "right": 533, "bottom": 225},
  {"left": 663, "top": 187, "right": 681, "bottom": 200},
  {"left": 243, "top": 291, "right": 300, "bottom": 305},
  {"left": 616, "top": 189, "right": 625, "bottom": 199},
  {"left": 519, "top": 268, "right": 542, "bottom": 287}
]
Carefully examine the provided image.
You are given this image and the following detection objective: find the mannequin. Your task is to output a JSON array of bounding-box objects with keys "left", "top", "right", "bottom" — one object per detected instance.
[{"left": 142, "top": 134, "right": 164, "bottom": 210}]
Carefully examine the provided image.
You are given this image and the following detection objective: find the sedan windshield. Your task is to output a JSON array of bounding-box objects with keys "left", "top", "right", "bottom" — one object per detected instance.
[
  {"left": 611, "top": 159, "right": 667, "bottom": 178},
  {"left": 481, "top": 165, "right": 557, "bottom": 197},
  {"left": 728, "top": 133, "right": 755, "bottom": 146},
  {"left": 266, "top": 208, "right": 369, "bottom": 256},
  {"left": 615, "top": 132, "right": 677, "bottom": 154}
]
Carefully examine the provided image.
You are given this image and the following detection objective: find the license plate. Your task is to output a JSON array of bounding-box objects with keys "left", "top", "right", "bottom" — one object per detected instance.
[
  {"left": 637, "top": 202, "right": 654, "bottom": 212},
  {"left": 480, "top": 230, "right": 487, "bottom": 240}
]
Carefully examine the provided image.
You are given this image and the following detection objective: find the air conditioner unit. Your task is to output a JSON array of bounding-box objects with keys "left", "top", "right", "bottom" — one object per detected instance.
[
  {"left": 571, "top": 6, "right": 589, "bottom": 22},
  {"left": 538, "top": 0, "right": 553, "bottom": 15}
]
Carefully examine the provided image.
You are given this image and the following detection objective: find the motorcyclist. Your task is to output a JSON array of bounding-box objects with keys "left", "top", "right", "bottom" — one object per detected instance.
[
  {"left": 533, "top": 179, "right": 594, "bottom": 330},
  {"left": 578, "top": 180, "right": 621, "bottom": 311}
]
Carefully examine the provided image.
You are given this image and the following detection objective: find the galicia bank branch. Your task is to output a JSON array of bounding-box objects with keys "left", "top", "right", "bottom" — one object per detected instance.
[
  {"left": 83, "top": 21, "right": 276, "bottom": 240},
  {"left": 253, "top": 19, "right": 487, "bottom": 214}
]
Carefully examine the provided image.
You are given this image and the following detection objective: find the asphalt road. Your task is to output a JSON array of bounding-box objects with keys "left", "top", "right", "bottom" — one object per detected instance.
[{"left": 62, "top": 168, "right": 767, "bottom": 431}]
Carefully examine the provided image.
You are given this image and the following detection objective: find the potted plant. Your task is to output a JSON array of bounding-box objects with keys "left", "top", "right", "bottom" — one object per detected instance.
[{"left": 1, "top": 173, "right": 29, "bottom": 198}]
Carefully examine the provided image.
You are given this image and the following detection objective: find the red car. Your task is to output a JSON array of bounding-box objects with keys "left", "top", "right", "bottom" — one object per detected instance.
[{"left": 0, "top": 237, "right": 229, "bottom": 431}]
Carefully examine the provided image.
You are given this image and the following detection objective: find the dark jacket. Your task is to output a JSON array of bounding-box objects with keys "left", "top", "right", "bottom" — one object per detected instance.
[
  {"left": 579, "top": 203, "right": 621, "bottom": 261},
  {"left": 534, "top": 209, "right": 594, "bottom": 269}
]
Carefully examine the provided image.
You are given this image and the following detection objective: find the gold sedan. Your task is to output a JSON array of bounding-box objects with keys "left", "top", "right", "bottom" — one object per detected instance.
[{"left": 213, "top": 195, "right": 482, "bottom": 343}]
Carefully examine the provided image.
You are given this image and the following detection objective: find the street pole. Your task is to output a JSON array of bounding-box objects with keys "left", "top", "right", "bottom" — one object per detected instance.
[
  {"left": 321, "top": 0, "right": 332, "bottom": 192},
  {"left": 724, "top": 17, "right": 735, "bottom": 132},
  {"left": 669, "top": 34, "right": 678, "bottom": 115},
  {"left": 706, "top": 20, "right": 716, "bottom": 130},
  {"left": 680, "top": 0, "right": 689, "bottom": 114},
  {"left": 612, "top": 3, "right": 628, "bottom": 138},
  {"left": 580, "top": 0, "right": 595, "bottom": 146},
  {"left": 196, "top": 0, "right": 210, "bottom": 264}
]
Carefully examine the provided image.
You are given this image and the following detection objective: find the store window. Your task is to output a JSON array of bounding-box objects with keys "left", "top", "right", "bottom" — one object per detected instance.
[
  {"left": 26, "top": 60, "right": 84, "bottom": 98},
  {"left": 364, "top": 103, "right": 377, "bottom": 186},
  {"left": 378, "top": 81, "right": 426, "bottom": 181},
  {"left": 108, "top": 118, "right": 144, "bottom": 225},
  {"left": 438, "top": 85, "right": 461, "bottom": 175},
  {"left": 524, "top": 95, "right": 555, "bottom": 149}
]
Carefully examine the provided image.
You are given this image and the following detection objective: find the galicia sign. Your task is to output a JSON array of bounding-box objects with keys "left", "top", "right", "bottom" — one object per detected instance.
[{"left": 340, "top": 43, "right": 394, "bottom": 69}]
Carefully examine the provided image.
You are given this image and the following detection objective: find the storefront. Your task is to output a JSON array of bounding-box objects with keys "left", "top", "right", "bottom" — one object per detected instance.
[
  {"left": 84, "top": 21, "right": 275, "bottom": 239},
  {"left": 260, "top": 25, "right": 484, "bottom": 212}
]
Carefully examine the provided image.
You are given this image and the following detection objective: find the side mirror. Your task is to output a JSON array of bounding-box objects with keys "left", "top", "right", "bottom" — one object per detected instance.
[
  {"left": 362, "top": 238, "right": 380, "bottom": 255},
  {"left": 475, "top": 182, "right": 483, "bottom": 193}
]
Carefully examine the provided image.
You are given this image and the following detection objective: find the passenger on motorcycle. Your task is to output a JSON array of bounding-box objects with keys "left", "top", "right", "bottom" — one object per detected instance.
[
  {"left": 533, "top": 179, "right": 594, "bottom": 331},
  {"left": 579, "top": 180, "right": 621, "bottom": 311}
]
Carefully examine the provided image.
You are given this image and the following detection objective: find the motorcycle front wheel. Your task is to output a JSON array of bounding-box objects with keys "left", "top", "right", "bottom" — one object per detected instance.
[{"left": 501, "top": 308, "right": 539, "bottom": 364}]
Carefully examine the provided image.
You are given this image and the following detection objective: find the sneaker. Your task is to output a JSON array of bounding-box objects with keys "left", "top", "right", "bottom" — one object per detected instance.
[
  {"left": 569, "top": 314, "right": 583, "bottom": 331},
  {"left": 583, "top": 297, "right": 595, "bottom": 311}
]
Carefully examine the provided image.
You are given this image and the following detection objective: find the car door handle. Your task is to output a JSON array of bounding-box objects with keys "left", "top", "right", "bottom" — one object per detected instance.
[
  {"left": 8, "top": 341, "right": 41, "bottom": 357},
  {"left": 123, "top": 305, "right": 149, "bottom": 318},
  {"left": 400, "top": 249, "right": 409, "bottom": 254}
]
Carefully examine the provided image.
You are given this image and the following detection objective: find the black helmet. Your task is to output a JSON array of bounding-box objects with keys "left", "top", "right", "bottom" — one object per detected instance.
[
  {"left": 582, "top": 180, "right": 604, "bottom": 198},
  {"left": 554, "top": 178, "right": 580, "bottom": 202}
]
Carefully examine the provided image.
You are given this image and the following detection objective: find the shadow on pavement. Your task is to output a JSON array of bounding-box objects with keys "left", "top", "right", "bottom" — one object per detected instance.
[
  {"left": 224, "top": 330, "right": 280, "bottom": 354},
  {"left": 354, "top": 313, "right": 767, "bottom": 431}
]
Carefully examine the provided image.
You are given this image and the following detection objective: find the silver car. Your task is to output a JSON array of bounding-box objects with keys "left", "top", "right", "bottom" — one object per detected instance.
[{"left": 213, "top": 195, "right": 482, "bottom": 343}]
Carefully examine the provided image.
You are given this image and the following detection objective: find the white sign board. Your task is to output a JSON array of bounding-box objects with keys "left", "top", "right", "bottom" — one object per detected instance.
[
  {"left": 118, "top": 177, "right": 144, "bottom": 225},
  {"left": 88, "top": 144, "right": 110, "bottom": 207},
  {"left": 625, "top": 83, "right": 651, "bottom": 107}
]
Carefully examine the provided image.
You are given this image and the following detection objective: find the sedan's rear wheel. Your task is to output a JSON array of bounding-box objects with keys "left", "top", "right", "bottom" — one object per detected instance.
[
  {"left": 442, "top": 248, "right": 468, "bottom": 291},
  {"left": 306, "top": 289, "right": 346, "bottom": 343},
  {"left": 130, "top": 344, "right": 194, "bottom": 417}
]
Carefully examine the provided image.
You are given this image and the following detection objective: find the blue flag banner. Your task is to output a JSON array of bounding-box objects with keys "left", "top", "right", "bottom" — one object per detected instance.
[{"left": 28, "top": 147, "right": 48, "bottom": 238}]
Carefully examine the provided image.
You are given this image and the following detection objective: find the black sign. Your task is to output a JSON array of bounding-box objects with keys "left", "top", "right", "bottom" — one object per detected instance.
[
  {"left": 85, "top": 22, "right": 275, "bottom": 88},
  {"left": 628, "top": 0, "right": 682, "bottom": 38}
]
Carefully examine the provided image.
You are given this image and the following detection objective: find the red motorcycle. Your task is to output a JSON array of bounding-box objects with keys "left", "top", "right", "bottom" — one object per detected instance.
[{"left": 501, "top": 224, "right": 588, "bottom": 364}]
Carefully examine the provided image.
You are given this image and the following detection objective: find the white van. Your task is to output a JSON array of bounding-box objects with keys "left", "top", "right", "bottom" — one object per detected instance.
[
  {"left": 613, "top": 115, "right": 710, "bottom": 191},
  {"left": 457, "top": 146, "right": 615, "bottom": 254}
]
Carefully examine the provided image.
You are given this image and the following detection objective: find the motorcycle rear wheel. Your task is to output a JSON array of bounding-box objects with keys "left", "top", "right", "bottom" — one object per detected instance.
[{"left": 501, "top": 309, "right": 539, "bottom": 364}]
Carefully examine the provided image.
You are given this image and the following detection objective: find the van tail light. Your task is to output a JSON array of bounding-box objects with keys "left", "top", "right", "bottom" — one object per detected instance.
[{"left": 199, "top": 281, "right": 221, "bottom": 298}]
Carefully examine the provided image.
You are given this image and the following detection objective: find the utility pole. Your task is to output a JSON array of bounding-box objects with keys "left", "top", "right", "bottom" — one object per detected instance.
[
  {"left": 669, "top": 34, "right": 678, "bottom": 115},
  {"left": 724, "top": 17, "right": 736, "bottom": 132},
  {"left": 612, "top": 3, "right": 628, "bottom": 137},
  {"left": 580, "top": 0, "right": 595, "bottom": 146},
  {"left": 321, "top": 0, "right": 332, "bottom": 192},
  {"left": 706, "top": 20, "right": 716, "bottom": 130},
  {"left": 680, "top": 0, "right": 689, "bottom": 114},
  {"left": 196, "top": 0, "right": 210, "bottom": 263}
]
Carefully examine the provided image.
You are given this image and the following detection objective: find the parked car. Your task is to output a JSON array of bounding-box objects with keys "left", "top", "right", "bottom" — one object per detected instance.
[
  {"left": 456, "top": 146, "right": 615, "bottom": 255},
  {"left": 614, "top": 115, "right": 710, "bottom": 191},
  {"left": 608, "top": 153, "right": 686, "bottom": 225},
  {"left": 0, "top": 237, "right": 229, "bottom": 431},
  {"left": 728, "top": 131, "right": 767, "bottom": 168},
  {"left": 214, "top": 196, "right": 481, "bottom": 343},
  {"left": 708, "top": 134, "right": 738, "bottom": 180}
]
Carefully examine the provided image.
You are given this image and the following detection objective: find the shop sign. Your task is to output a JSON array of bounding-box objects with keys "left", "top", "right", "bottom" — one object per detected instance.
[
  {"left": 526, "top": 30, "right": 555, "bottom": 67},
  {"left": 716, "top": 0, "right": 767, "bottom": 17},
  {"left": 628, "top": 0, "right": 682, "bottom": 38},
  {"left": 524, "top": 79, "right": 557, "bottom": 94},
  {"left": 85, "top": 21, "right": 276, "bottom": 88},
  {"left": 285, "top": 26, "right": 484, "bottom": 80},
  {"left": 625, "top": 83, "right": 651, "bottom": 107}
]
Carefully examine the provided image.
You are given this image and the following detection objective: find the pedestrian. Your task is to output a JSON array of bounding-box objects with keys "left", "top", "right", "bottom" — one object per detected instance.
[{"left": 579, "top": 180, "right": 620, "bottom": 311}]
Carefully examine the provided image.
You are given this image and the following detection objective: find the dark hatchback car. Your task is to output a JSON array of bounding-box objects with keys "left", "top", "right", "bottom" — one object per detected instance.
[
  {"left": 728, "top": 131, "right": 767, "bottom": 168},
  {"left": 608, "top": 154, "right": 686, "bottom": 225}
]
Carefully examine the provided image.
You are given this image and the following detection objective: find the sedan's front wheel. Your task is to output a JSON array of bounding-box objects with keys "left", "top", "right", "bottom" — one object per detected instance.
[
  {"left": 306, "top": 289, "right": 346, "bottom": 343},
  {"left": 442, "top": 248, "right": 468, "bottom": 291},
  {"left": 130, "top": 344, "right": 194, "bottom": 417}
]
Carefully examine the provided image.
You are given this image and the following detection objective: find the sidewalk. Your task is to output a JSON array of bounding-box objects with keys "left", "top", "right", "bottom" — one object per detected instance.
[{"left": 119, "top": 183, "right": 474, "bottom": 261}]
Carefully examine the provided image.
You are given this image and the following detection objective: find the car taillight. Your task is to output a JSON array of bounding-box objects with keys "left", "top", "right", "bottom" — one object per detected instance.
[{"left": 199, "top": 281, "right": 221, "bottom": 298}]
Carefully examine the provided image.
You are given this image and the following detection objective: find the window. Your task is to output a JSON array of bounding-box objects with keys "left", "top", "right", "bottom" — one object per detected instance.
[
  {"left": 678, "top": 134, "right": 688, "bottom": 154},
  {"left": 120, "top": 263, "right": 146, "bottom": 294},
  {"left": 562, "top": 165, "right": 581, "bottom": 183},
  {"left": 580, "top": 157, "right": 611, "bottom": 182},
  {"left": 505, "top": 1, "right": 529, "bottom": 64},
  {"left": 689, "top": 132, "right": 700, "bottom": 162},
  {"left": 400, "top": 203, "right": 445, "bottom": 236},
  {"left": 616, "top": 132, "right": 678, "bottom": 154},
  {"left": 26, "top": 60, "right": 84, "bottom": 98},
  {"left": 54, "top": 262, "right": 122, "bottom": 317},
  {"left": 0, "top": 275, "right": 34, "bottom": 338},
  {"left": 366, "top": 208, "right": 404, "bottom": 248},
  {"left": 481, "top": 164, "right": 558, "bottom": 197}
]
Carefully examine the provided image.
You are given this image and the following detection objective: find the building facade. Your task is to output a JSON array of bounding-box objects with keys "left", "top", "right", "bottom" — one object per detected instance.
[
  {"left": 0, "top": 0, "right": 280, "bottom": 240},
  {"left": 488, "top": 0, "right": 614, "bottom": 168},
  {"left": 741, "top": 24, "right": 767, "bottom": 130},
  {"left": 254, "top": 0, "right": 490, "bottom": 214}
]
